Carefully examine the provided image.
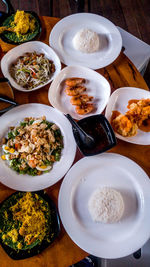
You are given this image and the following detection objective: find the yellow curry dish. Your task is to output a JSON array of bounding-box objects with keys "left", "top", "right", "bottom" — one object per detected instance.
[
  {"left": 0, "top": 192, "right": 60, "bottom": 259},
  {"left": 0, "top": 10, "right": 41, "bottom": 44},
  {"left": 12, "top": 10, "right": 36, "bottom": 36}
]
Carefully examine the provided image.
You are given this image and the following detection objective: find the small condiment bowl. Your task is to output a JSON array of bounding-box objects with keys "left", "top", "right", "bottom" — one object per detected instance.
[{"left": 72, "top": 114, "right": 117, "bottom": 156}]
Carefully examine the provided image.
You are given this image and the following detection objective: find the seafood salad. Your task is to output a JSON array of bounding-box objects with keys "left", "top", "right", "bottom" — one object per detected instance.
[
  {"left": 1, "top": 116, "right": 63, "bottom": 175},
  {"left": 65, "top": 77, "right": 94, "bottom": 115},
  {"left": 10, "top": 52, "right": 55, "bottom": 90},
  {"left": 111, "top": 98, "right": 150, "bottom": 137}
]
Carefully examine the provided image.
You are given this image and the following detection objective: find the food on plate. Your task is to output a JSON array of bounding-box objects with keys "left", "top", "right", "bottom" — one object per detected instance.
[
  {"left": 10, "top": 52, "right": 55, "bottom": 90},
  {"left": 12, "top": 10, "right": 35, "bottom": 36},
  {"left": 73, "top": 28, "right": 100, "bottom": 53},
  {"left": 65, "top": 85, "right": 86, "bottom": 96},
  {"left": 88, "top": 187, "right": 124, "bottom": 223},
  {"left": 111, "top": 98, "right": 150, "bottom": 136},
  {"left": 126, "top": 99, "right": 150, "bottom": 127},
  {"left": 70, "top": 94, "right": 93, "bottom": 105},
  {"left": 1, "top": 116, "right": 63, "bottom": 175},
  {"left": 1, "top": 10, "right": 40, "bottom": 43},
  {"left": 0, "top": 10, "right": 35, "bottom": 36},
  {"left": 75, "top": 103, "right": 94, "bottom": 115},
  {"left": 0, "top": 192, "right": 53, "bottom": 251},
  {"left": 65, "top": 77, "right": 85, "bottom": 87},
  {"left": 111, "top": 111, "right": 138, "bottom": 137},
  {"left": 65, "top": 77, "right": 95, "bottom": 115}
]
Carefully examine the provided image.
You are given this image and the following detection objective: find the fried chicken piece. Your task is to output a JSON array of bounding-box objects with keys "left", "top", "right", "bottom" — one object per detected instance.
[
  {"left": 111, "top": 113, "right": 138, "bottom": 137},
  {"left": 126, "top": 99, "right": 150, "bottom": 127}
]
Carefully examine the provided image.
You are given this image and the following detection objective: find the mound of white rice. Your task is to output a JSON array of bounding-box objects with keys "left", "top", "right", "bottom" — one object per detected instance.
[
  {"left": 88, "top": 187, "right": 124, "bottom": 223},
  {"left": 73, "top": 28, "right": 100, "bottom": 53}
]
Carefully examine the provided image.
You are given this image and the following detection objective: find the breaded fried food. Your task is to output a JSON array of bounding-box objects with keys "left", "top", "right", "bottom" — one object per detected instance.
[
  {"left": 111, "top": 113, "right": 138, "bottom": 137},
  {"left": 111, "top": 98, "right": 150, "bottom": 137},
  {"left": 126, "top": 98, "right": 150, "bottom": 127}
]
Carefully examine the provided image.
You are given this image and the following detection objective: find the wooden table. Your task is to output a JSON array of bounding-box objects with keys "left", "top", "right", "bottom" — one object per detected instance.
[{"left": 0, "top": 16, "right": 149, "bottom": 267}]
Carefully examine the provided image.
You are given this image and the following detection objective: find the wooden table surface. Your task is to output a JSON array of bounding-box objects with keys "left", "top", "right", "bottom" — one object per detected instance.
[{"left": 0, "top": 16, "right": 149, "bottom": 267}]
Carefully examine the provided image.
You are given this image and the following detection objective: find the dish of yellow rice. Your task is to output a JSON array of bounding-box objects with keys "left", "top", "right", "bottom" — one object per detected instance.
[
  {"left": 0, "top": 191, "right": 60, "bottom": 259},
  {"left": 0, "top": 10, "right": 41, "bottom": 44}
]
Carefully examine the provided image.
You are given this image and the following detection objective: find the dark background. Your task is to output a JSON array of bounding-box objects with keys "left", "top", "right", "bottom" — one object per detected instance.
[{"left": 0, "top": 0, "right": 150, "bottom": 85}]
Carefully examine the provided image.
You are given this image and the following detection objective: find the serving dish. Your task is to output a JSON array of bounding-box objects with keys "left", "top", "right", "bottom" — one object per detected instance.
[
  {"left": 0, "top": 103, "right": 76, "bottom": 191},
  {"left": 1, "top": 41, "right": 61, "bottom": 92},
  {"left": 0, "top": 0, "right": 42, "bottom": 45},
  {"left": 49, "top": 13, "right": 122, "bottom": 69},
  {"left": 58, "top": 153, "right": 150, "bottom": 259},
  {"left": 72, "top": 114, "right": 116, "bottom": 156},
  {"left": 0, "top": 191, "right": 60, "bottom": 260},
  {"left": 48, "top": 65, "right": 111, "bottom": 120},
  {"left": 105, "top": 87, "right": 150, "bottom": 145}
]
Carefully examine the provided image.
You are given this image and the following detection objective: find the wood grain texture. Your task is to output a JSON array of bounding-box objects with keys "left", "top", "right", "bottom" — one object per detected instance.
[
  {"left": 0, "top": 14, "right": 150, "bottom": 267},
  {"left": 0, "top": 0, "right": 150, "bottom": 44}
]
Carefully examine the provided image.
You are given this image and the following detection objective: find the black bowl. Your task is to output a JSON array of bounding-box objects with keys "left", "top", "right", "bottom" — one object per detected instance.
[
  {"left": 0, "top": 7, "right": 42, "bottom": 45},
  {"left": 72, "top": 114, "right": 117, "bottom": 156},
  {"left": 0, "top": 191, "right": 60, "bottom": 260}
]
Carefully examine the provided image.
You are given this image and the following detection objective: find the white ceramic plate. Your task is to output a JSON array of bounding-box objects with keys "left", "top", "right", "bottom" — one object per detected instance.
[
  {"left": 48, "top": 65, "right": 111, "bottom": 120},
  {"left": 1, "top": 41, "right": 61, "bottom": 92},
  {"left": 58, "top": 153, "right": 150, "bottom": 259},
  {"left": 0, "top": 103, "right": 76, "bottom": 191},
  {"left": 49, "top": 13, "right": 122, "bottom": 69},
  {"left": 105, "top": 87, "right": 150, "bottom": 145}
]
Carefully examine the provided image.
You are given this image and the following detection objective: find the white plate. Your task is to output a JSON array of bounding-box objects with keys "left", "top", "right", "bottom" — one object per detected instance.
[
  {"left": 0, "top": 104, "right": 76, "bottom": 191},
  {"left": 58, "top": 153, "right": 150, "bottom": 259},
  {"left": 49, "top": 13, "right": 122, "bottom": 69},
  {"left": 105, "top": 87, "right": 150, "bottom": 145},
  {"left": 48, "top": 65, "right": 111, "bottom": 120},
  {"left": 1, "top": 41, "right": 61, "bottom": 92}
]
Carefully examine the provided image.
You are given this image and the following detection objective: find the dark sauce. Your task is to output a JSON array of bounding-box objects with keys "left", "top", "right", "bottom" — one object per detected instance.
[{"left": 73, "top": 114, "right": 116, "bottom": 156}]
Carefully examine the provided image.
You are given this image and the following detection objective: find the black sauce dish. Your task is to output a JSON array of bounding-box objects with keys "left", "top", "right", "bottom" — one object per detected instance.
[{"left": 72, "top": 114, "right": 117, "bottom": 156}]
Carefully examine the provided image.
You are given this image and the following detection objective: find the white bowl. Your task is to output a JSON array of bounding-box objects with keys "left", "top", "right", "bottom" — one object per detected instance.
[{"left": 1, "top": 41, "right": 61, "bottom": 92}]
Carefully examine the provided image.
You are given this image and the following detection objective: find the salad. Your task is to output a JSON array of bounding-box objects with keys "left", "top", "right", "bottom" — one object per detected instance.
[
  {"left": 10, "top": 52, "right": 55, "bottom": 89},
  {"left": 1, "top": 116, "right": 63, "bottom": 176}
]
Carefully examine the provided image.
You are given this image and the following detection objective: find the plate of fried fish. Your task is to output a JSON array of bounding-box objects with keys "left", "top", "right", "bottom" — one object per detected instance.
[{"left": 105, "top": 87, "right": 150, "bottom": 145}]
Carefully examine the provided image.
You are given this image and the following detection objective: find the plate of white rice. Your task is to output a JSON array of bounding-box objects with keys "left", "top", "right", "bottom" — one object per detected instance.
[
  {"left": 58, "top": 153, "right": 150, "bottom": 259},
  {"left": 49, "top": 13, "right": 122, "bottom": 69}
]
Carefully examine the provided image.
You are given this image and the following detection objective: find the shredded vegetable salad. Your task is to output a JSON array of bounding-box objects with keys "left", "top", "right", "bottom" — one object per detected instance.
[
  {"left": 1, "top": 116, "right": 63, "bottom": 176},
  {"left": 10, "top": 52, "right": 55, "bottom": 90}
]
